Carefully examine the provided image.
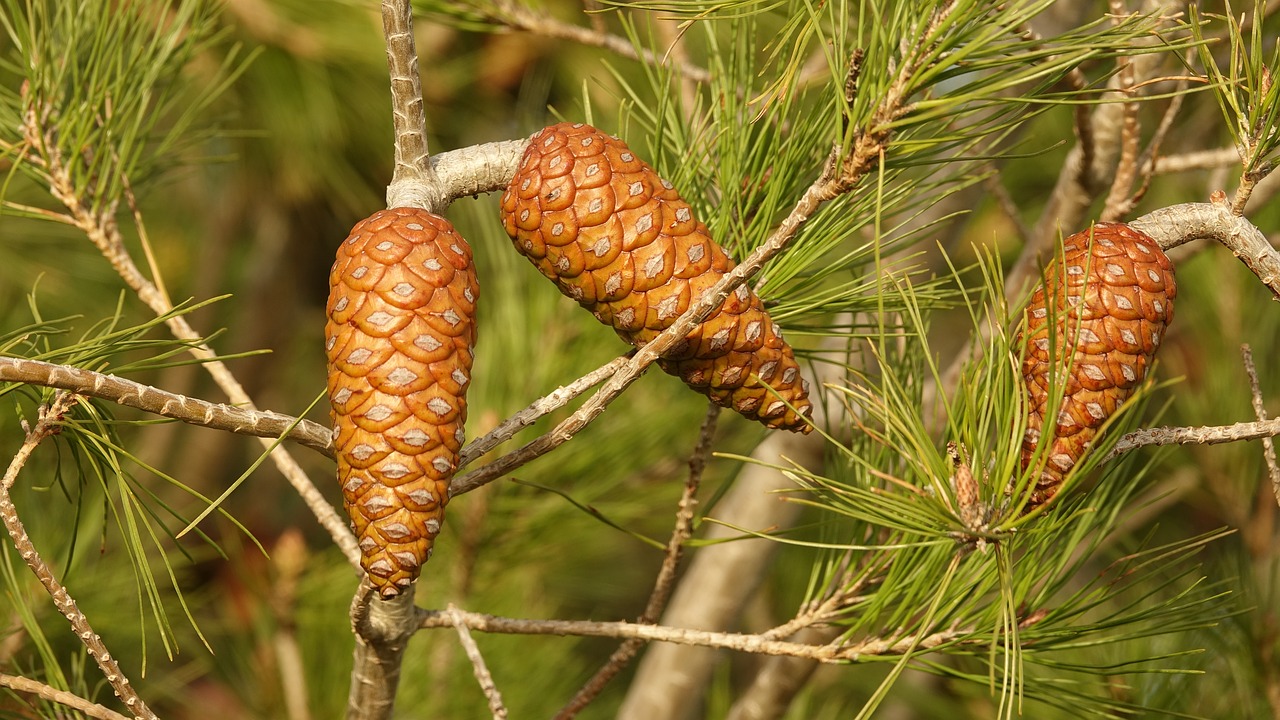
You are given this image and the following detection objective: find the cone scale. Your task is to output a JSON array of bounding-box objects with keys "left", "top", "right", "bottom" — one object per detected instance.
[
  {"left": 1019, "top": 222, "right": 1176, "bottom": 507},
  {"left": 325, "top": 208, "right": 478, "bottom": 598},
  {"left": 500, "top": 122, "right": 813, "bottom": 432}
]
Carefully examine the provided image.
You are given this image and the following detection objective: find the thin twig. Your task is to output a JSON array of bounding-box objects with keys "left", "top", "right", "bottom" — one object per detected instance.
[
  {"left": 1240, "top": 345, "right": 1280, "bottom": 508},
  {"left": 1107, "top": 417, "right": 1280, "bottom": 460},
  {"left": 1100, "top": 29, "right": 1141, "bottom": 222},
  {"left": 446, "top": 604, "right": 508, "bottom": 720},
  {"left": 0, "top": 357, "right": 334, "bottom": 456},
  {"left": 484, "top": 1, "right": 711, "bottom": 83},
  {"left": 1151, "top": 147, "right": 1242, "bottom": 173},
  {"left": 554, "top": 403, "right": 721, "bottom": 719},
  {"left": 0, "top": 673, "right": 130, "bottom": 720},
  {"left": 0, "top": 393, "right": 157, "bottom": 720},
  {"left": 456, "top": 354, "right": 633, "bottom": 469},
  {"left": 419, "top": 607, "right": 970, "bottom": 663}
]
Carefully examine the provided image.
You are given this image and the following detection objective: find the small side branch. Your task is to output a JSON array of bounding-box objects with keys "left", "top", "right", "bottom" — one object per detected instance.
[
  {"left": 1241, "top": 345, "right": 1280, "bottom": 507},
  {"left": 0, "top": 673, "right": 130, "bottom": 720},
  {"left": 418, "top": 607, "right": 968, "bottom": 663},
  {"left": 0, "top": 394, "right": 157, "bottom": 720},
  {"left": 456, "top": 354, "right": 632, "bottom": 469},
  {"left": 447, "top": 604, "right": 508, "bottom": 720},
  {"left": 0, "top": 358, "right": 333, "bottom": 457},
  {"left": 1107, "top": 417, "right": 1280, "bottom": 460}
]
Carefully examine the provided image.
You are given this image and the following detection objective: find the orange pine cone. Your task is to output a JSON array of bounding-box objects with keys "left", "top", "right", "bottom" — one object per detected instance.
[
  {"left": 1019, "top": 222, "right": 1175, "bottom": 508},
  {"left": 499, "top": 122, "right": 812, "bottom": 432},
  {"left": 325, "top": 208, "right": 478, "bottom": 598}
]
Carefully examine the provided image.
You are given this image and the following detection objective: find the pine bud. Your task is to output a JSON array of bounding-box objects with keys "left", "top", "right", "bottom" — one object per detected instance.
[
  {"left": 325, "top": 208, "right": 478, "bottom": 598},
  {"left": 500, "top": 122, "right": 812, "bottom": 432},
  {"left": 1019, "top": 222, "right": 1175, "bottom": 507}
]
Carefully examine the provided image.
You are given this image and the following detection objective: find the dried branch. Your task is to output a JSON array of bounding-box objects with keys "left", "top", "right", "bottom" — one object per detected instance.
[
  {"left": 0, "top": 393, "right": 157, "bottom": 720},
  {"left": 0, "top": 357, "right": 334, "bottom": 457},
  {"left": 447, "top": 604, "right": 508, "bottom": 720},
  {"left": 483, "top": 1, "right": 711, "bottom": 83},
  {"left": 555, "top": 403, "right": 720, "bottom": 719},
  {"left": 1241, "top": 345, "right": 1280, "bottom": 508},
  {"left": 0, "top": 673, "right": 130, "bottom": 720},
  {"left": 418, "top": 607, "right": 970, "bottom": 663}
]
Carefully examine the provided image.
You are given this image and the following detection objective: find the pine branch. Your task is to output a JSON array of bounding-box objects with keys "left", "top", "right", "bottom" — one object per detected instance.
[
  {"left": 418, "top": 606, "right": 972, "bottom": 662},
  {"left": 446, "top": 604, "right": 508, "bottom": 720},
  {"left": 473, "top": 0, "right": 711, "bottom": 83},
  {"left": 1107, "top": 416, "right": 1280, "bottom": 459},
  {"left": 0, "top": 673, "right": 131, "bottom": 720},
  {"left": 1239, "top": 344, "right": 1280, "bottom": 509},
  {"left": 1129, "top": 199, "right": 1280, "bottom": 297},
  {"left": 0, "top": 357, "right": 334, "bottom": 456},
  {"left": 347, "top": 582, "right": 418, "bottom": 720},
  {"left": 0, "top": 393, "right": 157, "bottom": 720},
  {"left": 382, "top": 0, "right": 443, "bottom": 211}
]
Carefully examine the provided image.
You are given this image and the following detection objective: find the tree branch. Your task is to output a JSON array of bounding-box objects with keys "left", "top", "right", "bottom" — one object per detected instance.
[
  {"left": 0, "top": 393, "right": 157, "bottom": 720},
  {"left": 455, "top": 354, "right": 632, "bottom": 470},
  {"left": 0, "top": 358, "right": 334, "bottom": 457},
  {"left": 382, "top": 0, "right": 442, "bottom": 211},
  {"left": 1240, "top": 345, "right": 1280, "bottom": 509},
  {"left": 447, "top": 604, "right": 508, "bottom": 720},
  {"left": 346, "top": 582, "right": 418, "bottom": 720},
  {"left": 1129, "top": 200, "right": 1280, "bottom": 299},
  {"left": 1107, "top": 416, "right": 1280, "bottom": 459},
  {"left": 0, "top": 673, "right": 131, "bottom": 720},
  {"left": 482, "top": 1, "right": 711, "bottom": 83},
  {"left": 418, "top": 607, "right": 969, "bottom": 663}
]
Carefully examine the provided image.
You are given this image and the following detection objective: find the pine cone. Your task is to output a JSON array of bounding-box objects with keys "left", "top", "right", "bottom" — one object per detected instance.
[
  {"left": 325, "top": 208, "right": 478, "bottom": 598},
  {"left": 499, "top": 122, "right": 812, "bottom": 432},
  {"left": 1019, "top": 222, "right": 1175, "bottom": 508}
]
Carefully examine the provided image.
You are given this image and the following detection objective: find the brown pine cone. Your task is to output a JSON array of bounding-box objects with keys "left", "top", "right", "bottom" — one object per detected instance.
[
  {"left": 1019, "top": 222, "right": 1175, "bottom": 508},
  {"left": 325, "top": 208, "right": 478, "bottom": 598},
  {"left": 499, "top": 122, "right": 812, "bottom": 432}
]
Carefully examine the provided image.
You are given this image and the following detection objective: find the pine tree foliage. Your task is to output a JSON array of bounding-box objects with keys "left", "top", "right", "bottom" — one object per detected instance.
[{"left": 0, "top": 0, "right": 1275, "bottom": 718}]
